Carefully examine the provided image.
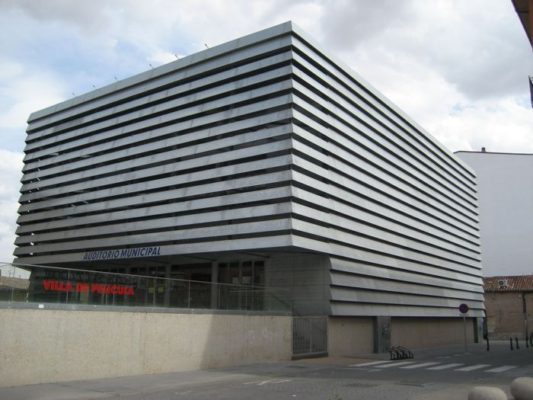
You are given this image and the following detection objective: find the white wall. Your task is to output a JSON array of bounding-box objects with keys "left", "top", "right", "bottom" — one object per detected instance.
[
  {"left": 0, "top": 308, "right": 292, "bottom": 387},
  {"left": 456, "top": 152, "right": 533, "bottom": 276}
]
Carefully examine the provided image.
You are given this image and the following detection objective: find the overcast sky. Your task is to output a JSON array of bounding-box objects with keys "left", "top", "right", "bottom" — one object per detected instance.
[{"left": 0, "top": 0, "right": 532, "bottom": 263}]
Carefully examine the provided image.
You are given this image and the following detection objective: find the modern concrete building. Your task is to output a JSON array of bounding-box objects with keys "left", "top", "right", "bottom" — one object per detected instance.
[
  {"left": 14, "top": 22, "right": 484, "bottom": 354},
  {"left": 456, "top": 151, "right": 533, "bottom": 277}
]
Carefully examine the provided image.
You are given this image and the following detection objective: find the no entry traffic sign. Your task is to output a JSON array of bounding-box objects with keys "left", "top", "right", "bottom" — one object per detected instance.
[{"left": 459, "top": 303, "right": 469, "bottom": 314}]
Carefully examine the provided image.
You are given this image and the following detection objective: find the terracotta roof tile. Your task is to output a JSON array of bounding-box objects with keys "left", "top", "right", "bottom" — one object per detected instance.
[{"left": 484, "top": 275, "right": 533, "bottom": 292}]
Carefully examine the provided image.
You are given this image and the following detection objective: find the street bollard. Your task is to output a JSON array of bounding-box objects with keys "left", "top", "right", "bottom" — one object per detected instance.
[
  {"left": 515, "top": 337, "right": 520, "bottom": 350},
  {"left": 510, "top": 337, "right": 514, "bottom": 350},
  {"left": 510, "top": 377, "right": 533, "bottom": 400},
  {"left": 468, "top": 386, "right": 507, "bottom": 400}
]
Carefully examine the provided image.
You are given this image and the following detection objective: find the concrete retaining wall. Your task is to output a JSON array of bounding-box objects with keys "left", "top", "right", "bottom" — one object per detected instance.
[{"left": 0, "top": 308, "right": 292, "bottom": 387}]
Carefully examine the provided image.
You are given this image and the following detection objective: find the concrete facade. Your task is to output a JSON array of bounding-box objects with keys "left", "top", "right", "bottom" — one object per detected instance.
[
  {"left": 13, "top": 22, "right": 485, "bottom": 357},
  {"left": 327, "top": 317, "right": 374, "bottom": 356},
  {"left": 0, "top": 308, "right": 292, "bottom": 387},
  {"left": 390, "top": 317, "right": 475, "bottom": 349},
  {"left": 326, "top": 316, "right": 478, "bottom": 356}
]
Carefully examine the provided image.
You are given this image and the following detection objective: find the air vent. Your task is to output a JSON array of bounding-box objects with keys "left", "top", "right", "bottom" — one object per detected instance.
[{"left": 498, "top": 279, "right": 508, "bottom": 289}]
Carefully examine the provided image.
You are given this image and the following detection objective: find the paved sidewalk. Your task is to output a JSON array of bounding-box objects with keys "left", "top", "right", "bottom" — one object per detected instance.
[
  {"left": 0, "top": 342, "right": 524, "bottom": 400},
  {"left": 0, "top": 369, "right": 256, "bottom": 400}
]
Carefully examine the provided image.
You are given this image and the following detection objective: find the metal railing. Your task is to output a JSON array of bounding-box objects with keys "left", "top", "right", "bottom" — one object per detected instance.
[
  {"left": 292, "top": 316, "right": 328, "bottom": 356},
  {"left": 0, "top": 262, "right": 290, "bottom": 313}
]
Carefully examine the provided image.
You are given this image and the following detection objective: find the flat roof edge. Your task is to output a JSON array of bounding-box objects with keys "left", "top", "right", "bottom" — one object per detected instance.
[
  {"left": 455, "top": 150, "right": 533, "bottom": 156},
  {"left": 288, "top": 23, "right": 476, "bottom": 178},
  {"left": 28, "top": 21, "right": 295, "bottom": 122}
]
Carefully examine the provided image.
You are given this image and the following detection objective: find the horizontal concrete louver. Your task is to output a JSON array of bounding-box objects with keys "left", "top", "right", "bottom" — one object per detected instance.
[
  {"left": 16, "top": 27, "right": 297, "bottom": 263},
  {"left": 14, "top": 22, "right": 483, "bottom": 317},
  {"left": 284, "top": 26, "right": 483, "bottom": 317}
]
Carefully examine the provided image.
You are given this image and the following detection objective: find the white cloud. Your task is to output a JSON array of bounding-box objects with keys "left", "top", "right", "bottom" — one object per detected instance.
[
  {"left": 412, "top": 0, "right": 532, "bottom": 100},
  {"left": 321, "top": 0, "right": 415, "bottom": 51},
  {"left": 0, "top": 59, "right": 67, "bottom": 130},
  {"left": 320, "top": 0, "right": 533, "bottom": 100},
  {"left": 147, "top": 50, "right": 180, "bottom": 66},
  {"left": 344, "top": 51, "right": 533, "bottom": 153},
  {"left": 432, "top": 98, "right": 533, "bottom": 153},
  {"left": 0, "top": 149, "right": 23, "bottom": 264},
  {"left": 1, "top": 0, "right": 112, "bottom": 33}
]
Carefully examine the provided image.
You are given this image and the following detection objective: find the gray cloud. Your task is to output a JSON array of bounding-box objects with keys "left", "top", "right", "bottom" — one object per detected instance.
[
  {"left": 321, "top": 0, "right": 415, "bottom": 51},
  {"left": 317, "top": 0, "right": 532, "bottom": 100},
  {"left": 411, "top": 2, "right": 533, "bottom": 100},
  {"left": 0, "top": 0, "right": 111, "bottom": 31}
]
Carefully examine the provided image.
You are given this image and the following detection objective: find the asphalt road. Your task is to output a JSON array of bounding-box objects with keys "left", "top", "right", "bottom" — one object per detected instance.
[{"left": 1, "top": 342, "right": 532, "bottom": 400}]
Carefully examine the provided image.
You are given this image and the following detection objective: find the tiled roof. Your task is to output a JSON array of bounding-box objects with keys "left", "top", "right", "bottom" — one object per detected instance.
[{"left": 484, "top": 275, "right": 533, "bottom": 292}]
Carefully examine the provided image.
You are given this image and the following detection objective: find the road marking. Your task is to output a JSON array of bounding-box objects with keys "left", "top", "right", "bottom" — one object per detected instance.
[
  {"left": 263, "top": 379, "right": 291, "bottom": 385},
  {"left": 376, "top": 361, "right": 416, "bottom": 368},
  {"left": 455, "top": 364, "right": 491, "bottom": 372},
  {"left": 173, "top": 390, "right": 192, "bottom": 396},
  {"left": 427, "top": 363, "right": 464, "bottom": 370},
  {"left": 243, "top": 378, "right": 292, "bottom": 386},
  {"left": 486, "top": 366, "right": 516, "bottom": 373},
  {"left": 350, "top": 360, "right": 392, "bottom": 367},
  {"left": 400, "top": 362, "right": 440, "bottom": 369},
  {"left": 350, "top": 361, "right": 517, "bottom": 374}
]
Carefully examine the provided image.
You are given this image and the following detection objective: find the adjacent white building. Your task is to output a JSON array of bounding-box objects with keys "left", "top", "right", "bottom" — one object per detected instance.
[{"left": 456, "top": 151, "right": 533, "bottom": 277}]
